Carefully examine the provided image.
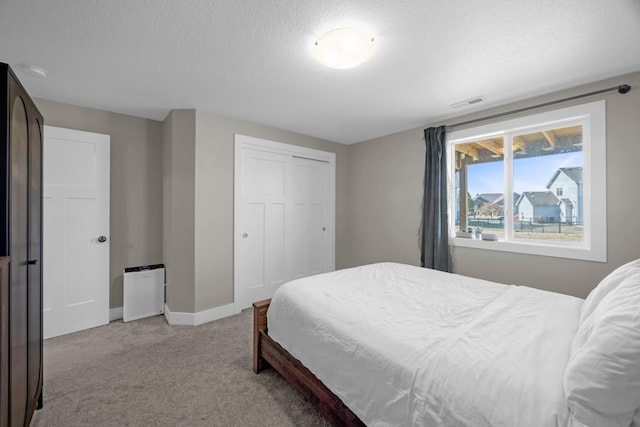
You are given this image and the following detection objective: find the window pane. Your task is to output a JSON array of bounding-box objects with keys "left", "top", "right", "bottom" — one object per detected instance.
[
  {"left": 512, "top": 124, "right": 583, "bottom": 241},
  {"left": 454, "top": 137, "right": 504, "bottom": 237}
]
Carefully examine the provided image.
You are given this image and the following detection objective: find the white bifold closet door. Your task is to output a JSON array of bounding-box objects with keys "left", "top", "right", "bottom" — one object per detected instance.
[
  {"left": 238, "top": 149, "right": 289, "bottom": 306},
  {"left": 290, "top": 157, "right": 330, "bottom": 279},
  {"left": 234, "top": 135, "right": 335, "bottom": 309}
]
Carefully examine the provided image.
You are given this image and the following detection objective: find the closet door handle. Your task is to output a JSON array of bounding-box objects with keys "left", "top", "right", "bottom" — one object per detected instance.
[{"left": 27, "top": 259, "right": 38, "bottom": 265}]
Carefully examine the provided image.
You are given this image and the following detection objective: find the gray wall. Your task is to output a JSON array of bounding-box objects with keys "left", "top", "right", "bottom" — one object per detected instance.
[
  {"left": 162, "top": 110, "right": 196, "bottom": 312},
  {"left": 345, "top": 128, "right": 425, "bottom": 267},
  {"left": 35, "top": 99, "right": 164, "bottom": 308},
  {"left": 345, "top": 71, "right": 640, "bottom": 298},
  {"left": 161, "top": 109, "right": 348, "bottom": 314}
]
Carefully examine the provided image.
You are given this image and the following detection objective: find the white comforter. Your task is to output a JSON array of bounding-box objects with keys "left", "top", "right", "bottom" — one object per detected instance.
[{"left": 267, "top": 262, "right": 583, "bottom": 427}]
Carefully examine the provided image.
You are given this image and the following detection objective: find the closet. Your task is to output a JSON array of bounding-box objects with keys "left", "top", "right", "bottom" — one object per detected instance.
[
  {"left": 0, "top": 62, "right": 44, "bottom": 426},
  {"left": 234, "top": 135, "right": 336, "bottom": 309}
]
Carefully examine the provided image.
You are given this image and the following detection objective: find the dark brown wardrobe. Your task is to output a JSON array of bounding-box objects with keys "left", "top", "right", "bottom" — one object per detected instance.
[{"left": 0, "top": 62, "right": 44, "bottom": 426}]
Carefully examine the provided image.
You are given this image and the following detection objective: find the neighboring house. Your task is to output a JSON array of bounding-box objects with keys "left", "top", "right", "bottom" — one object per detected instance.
[
  {"left": 546, "top": 167, "right": 583, "bottom": 224},
  {"left": 473, "top": 193, "right": 503, "bottom": 207},
  {"left": 513, "top": 167, "right": 583, "bottom": 224},
  {"left": 516, "top": 191, "right": 561, "bottom": 222}
]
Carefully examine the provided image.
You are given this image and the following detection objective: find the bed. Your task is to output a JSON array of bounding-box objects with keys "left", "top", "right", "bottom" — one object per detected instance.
[{"left": 253, "top": 261, "right": 640, "bottom": 427}]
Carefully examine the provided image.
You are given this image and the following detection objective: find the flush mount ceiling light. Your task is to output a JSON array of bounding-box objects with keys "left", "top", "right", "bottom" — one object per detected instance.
[
  {"left": 314, "top": 28, "right": 375, "bottom": 70},
  {"left": 20, "top": 64, "right": 48, "bottom": 79}
]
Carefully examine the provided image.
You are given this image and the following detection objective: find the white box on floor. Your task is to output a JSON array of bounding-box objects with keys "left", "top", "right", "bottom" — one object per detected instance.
[{"left": 123, "top": 264, "right": 165, "bottom": 322}]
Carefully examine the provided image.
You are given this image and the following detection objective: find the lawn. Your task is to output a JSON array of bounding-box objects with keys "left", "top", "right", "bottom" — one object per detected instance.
[{"left": 467, "top": 219, "right": 584, "bottom": 242}]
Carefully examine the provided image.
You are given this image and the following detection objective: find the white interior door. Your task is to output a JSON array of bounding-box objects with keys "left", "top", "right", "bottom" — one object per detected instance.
[
  {"left": 234, "top": 135, "right": 335, "bottom": 310},
  {"left": 43, "top": 126, "right": 110, "bottom": 339}
]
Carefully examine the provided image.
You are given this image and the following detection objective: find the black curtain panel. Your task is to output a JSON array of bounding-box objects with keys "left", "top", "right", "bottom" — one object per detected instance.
[{"left": 421, "top": 126, "right": 451, "bottom": 272}]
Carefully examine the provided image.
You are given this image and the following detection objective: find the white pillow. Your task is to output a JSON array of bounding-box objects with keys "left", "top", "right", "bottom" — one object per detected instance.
[
  {"left": 580, "top": 258, "right": 640, "bottom": 324},
  {"left": 565, "top": 271, "right": 640, "bottom": 427}
]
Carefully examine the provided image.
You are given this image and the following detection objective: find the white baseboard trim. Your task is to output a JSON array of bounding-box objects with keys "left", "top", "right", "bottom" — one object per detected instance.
[
  {"left": 163, "top": 302, "right": 240, "bottom": 326},
  {"left": 109, "top": 306, "right": 123, "bottom": 321}
]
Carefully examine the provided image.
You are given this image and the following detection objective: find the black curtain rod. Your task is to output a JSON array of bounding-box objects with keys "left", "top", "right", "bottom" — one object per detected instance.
[{"left": 448, "top": 84, "right": 631, "bottom": 129}]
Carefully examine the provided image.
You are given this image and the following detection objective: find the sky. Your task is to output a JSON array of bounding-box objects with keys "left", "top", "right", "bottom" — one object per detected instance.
[{"left": 467, "top": 151, "right": 582, "bottom": 197}]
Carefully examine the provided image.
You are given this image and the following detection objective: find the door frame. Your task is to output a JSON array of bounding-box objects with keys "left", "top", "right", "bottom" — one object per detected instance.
[{"left": 233, "top": 134, "right": 336, "bottom": 307}]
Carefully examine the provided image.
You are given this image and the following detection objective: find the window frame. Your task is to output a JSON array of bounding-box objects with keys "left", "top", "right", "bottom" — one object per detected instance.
[{"left": 447, "top": 100, "right": 606, "bottom": 262}]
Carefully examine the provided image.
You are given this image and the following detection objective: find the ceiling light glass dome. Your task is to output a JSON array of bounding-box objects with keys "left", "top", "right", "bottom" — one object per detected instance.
[{"left": 314, "top": 28, "right": 375, "bottom": 70}]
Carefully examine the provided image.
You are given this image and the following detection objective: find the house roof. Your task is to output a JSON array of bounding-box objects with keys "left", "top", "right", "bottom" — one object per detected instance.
[
  {"left": 547, "top": 167, "right": 583, "bottom": 188},
  {"left": 473, "top": 193, "right": 503, "bottom": 204},
  {"left": 517, "top": 191, "right": 561, "bottom": 207},
  {"left": 473, "top": 193, "right": 521, "bottom": 206}
]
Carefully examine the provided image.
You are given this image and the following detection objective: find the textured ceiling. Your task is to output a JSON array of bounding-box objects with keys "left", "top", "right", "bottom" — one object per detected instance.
[{"left": 1, "top": 0, "right": 639, "bottom": 144}]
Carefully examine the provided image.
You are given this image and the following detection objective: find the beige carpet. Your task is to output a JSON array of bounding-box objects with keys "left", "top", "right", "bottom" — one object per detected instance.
[{"left": 31, "top": 309, "right": 330, "bottom": 427}]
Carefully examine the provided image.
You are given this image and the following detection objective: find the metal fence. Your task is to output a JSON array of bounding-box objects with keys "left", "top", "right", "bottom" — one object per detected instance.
[{"left": 467, "top": 217, "right": 582, "bottom": 234}]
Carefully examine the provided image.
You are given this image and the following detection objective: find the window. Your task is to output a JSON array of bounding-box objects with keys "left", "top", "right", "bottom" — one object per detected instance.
[{"left": 447, "top": 101, "right": 606, "bottom": 262}]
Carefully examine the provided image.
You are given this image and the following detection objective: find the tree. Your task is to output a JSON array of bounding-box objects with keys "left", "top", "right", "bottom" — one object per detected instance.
[{"left": 477, "top": 203, "right": 502, "bottom": 218}]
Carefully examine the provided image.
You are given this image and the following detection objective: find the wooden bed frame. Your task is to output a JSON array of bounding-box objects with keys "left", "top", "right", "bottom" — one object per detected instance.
[{"left": 253, "top": 299, "right": 365, "bottom": 427}]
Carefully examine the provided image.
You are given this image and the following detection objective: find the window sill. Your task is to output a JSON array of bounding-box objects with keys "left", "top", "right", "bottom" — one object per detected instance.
[{"left": 450, "top": 236, "right": 606, "bottom": 262}]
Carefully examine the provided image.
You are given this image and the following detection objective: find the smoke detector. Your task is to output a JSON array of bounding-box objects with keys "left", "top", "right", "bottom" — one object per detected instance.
[{"left": 20, "top": 64, "right": 48, "bottom": 79}]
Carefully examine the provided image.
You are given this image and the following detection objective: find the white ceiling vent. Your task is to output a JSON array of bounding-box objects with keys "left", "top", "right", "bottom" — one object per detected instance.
[{"left": 450, "top": 96, "right": 486, "bottom": 109}]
